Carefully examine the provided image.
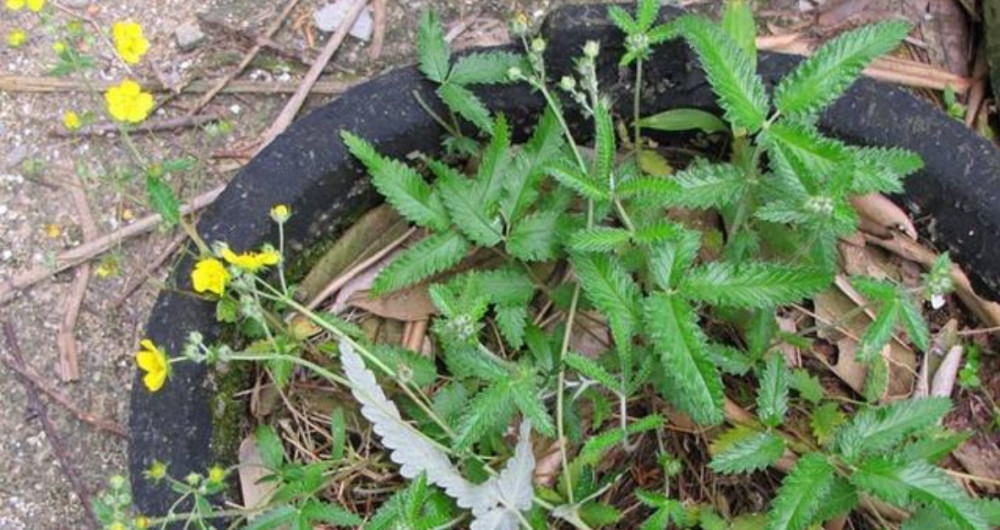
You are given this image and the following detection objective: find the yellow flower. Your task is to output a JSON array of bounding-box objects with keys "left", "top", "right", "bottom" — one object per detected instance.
[
  {"left": 52, "top": 41, "right": 66, "bottom": 53},
  {"left": 135, "top": 339, "right": 169, "bottom": 392},
  {"left": 207, "top": 465, "right": 226, "bottom": 484},
  {"left": 145, "top": 460, "right": 167, "bottom": 481},
  {"left": 191, "top": 257, "right": 229, "bottom": 296},
  {"left": 270, "top": 204, "right": 290, "bottom": 223},
  {"left": 111, "top": 20, "right": 148, "bottom": 64},
  {"left": 63, "top": 110, "right": 81, "bottom": 131},
  {"left": 7, "top": 29, "right": 26, "bottom": 48},
  {"left": 133, "top": 516, "right": 150, "bottom": 530},
  {"left": 45, "top": 223, "right": 61, "bottom": 238},
  {"left": 105, "top": 79, "right": 154, "bottom": 123},
  {"left": 221, "top": 246, "right": 281, "bottom": 273},
  {"left": 109, "top": 522, "right": 125, "bottom": 530},
  {"left": 5, "top": 0, "right": 23, "bottom": 9},
  {"left": 27, "top": 0, "right": 42, "bottom": 10}
]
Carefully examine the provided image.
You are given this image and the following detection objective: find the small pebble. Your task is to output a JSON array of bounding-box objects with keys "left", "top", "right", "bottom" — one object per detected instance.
[{"left": 313, "top": 0, "right": 374, "bottom": 40}]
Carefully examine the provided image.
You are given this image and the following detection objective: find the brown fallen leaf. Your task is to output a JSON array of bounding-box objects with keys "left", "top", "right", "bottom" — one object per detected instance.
[
  {"left": 347, "top": 287, "right": 436, "bottom": 321},
  {"left": 812, "top": 288, "right": 916, "bottom": 398},
  {"left": 850, "top": 193, "right": 917, "bottom": 239},
  {"left": 952, "top": 440, "right": 1000, "bottom": 494},
  {"left": 238, "top": 435, "right": 279, "bottom": 513},
  {"left": 930, "top": 345, "right": 963, "bottom": 398}
]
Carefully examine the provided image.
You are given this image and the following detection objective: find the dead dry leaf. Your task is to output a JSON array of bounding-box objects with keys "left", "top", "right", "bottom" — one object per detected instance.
[
  {"left": 952, "top": 440, "right": 1000, "bottom": 494},
  {"left": 850, "top": 193, "right": 917, "bottom": 239},
  {"left": 347, "top": 287, "right": 436, "bottom": 321},
  {"left": 930, "top": 345, "right": 963, "bottom": 398},
  {"left": 238, "top": 435, "right": 279, "bottom": 512}
]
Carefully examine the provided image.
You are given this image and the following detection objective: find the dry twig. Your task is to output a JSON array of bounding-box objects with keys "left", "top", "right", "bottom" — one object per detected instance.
[
  {"left": 51, "top": 112, "right": 224, "bottom": 138},
  {"left": 0, "top": 186, "right": 223, "bottom": 304},
  {"left": 188, "top": 0, "right": 305, "bottom": 115},
  {"left": 56, "top": 174, "right": 99, "bottom": 382},
  {"left": 368, "top": 0, "right": 387, "bottom": 60},
  {"left": 111, "top": 232, "right": 187, "bottom": 309},
  {"left": 257, "top": 0, "right": 369, "bottom": 153},
  {"left": 2, "top": 321, "right": 100, "bottom": 527},
  {"left": 0, "top": 75, "right": 355, "bottom": 95},
  {"left": 0, "top": 353, "right": 126, "bottom": 438}
]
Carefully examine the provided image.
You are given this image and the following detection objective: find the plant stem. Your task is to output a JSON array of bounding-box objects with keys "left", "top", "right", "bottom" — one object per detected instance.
[
  {"left": 633, "top": 58, "right": 643, "bottom": 160},
  {"left": 556, "top": 283, "right": 582, "bottom": 504}
]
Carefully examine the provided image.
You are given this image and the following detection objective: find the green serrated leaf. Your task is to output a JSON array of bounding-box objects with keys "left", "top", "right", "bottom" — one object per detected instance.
[
  {"left": 722, "top": 0, "right": 756, "bottom": 67},
  {"left": 646, "top": 228, "right": 701, "bottom": 290},
  {"left": 835, "top": 397, "right": 952, "bottom": 461},
  {"left": 565, "top": 352, "right": 619, "bottom": 391},
  {"left": 681, "top": 261, "right": 831, "bottom": 308},
  {"left": 644, "top": 293, "right": 724, "bottom": 425},
  {"left": 329, "top": 407, "right": 346, "bottom": 461},
  {"left": 341, "top": 131, "right": 450, "bottom": 231},
  {"left": 569, "top": 226, "right": 632, "bottom": 252},
  {"left": 763, "top": 121, "right": 850, "bottom": 192},
  {"left": 672, "top": 15, "right": 769, "bottom": 131},
  {"left": 774, "top": 20, "right": 910, "bottom": 117},
  {"left": 546, "top": 159, "right": 610, "bottom": 201},
  {"left": 849, "top": 146, "right": 923, "bottom": 194},
  {"left": 607, "top": 5, "right": 638, "bottom": 34},
  {"left": 812, "top": 477, "right": 859, "bottom": 524},
  {"left": 429, "top": 159, "right": 503, "bottom": 246},
  {"left": 501, "top": 108, "right": 564, "bottom": 221},
  {"left": 507, "top": 209, "right": 563, "bottom": 261},
  {"left": 255, "top": 425, "right": 285, "bottom": 469},
  {"left": 710, "top": 428, "right": 786, "bottom": 474},
  {"left": 757, "top": 354, "right": 790, "bottom": 427},
  {"left": 637, "top": 108, "right": 728, "bottom": 134},
  {"left": 899, "top": 297, "right": 930, "bottom": 352},
  {"left": 592, "top": 99, "right": 616, "bottom": 187},
  {"left": 671, "top": 162, "right": 749, "bottom": 208},
  {"left": 857, "top": 297, "right": 900, "bottom": 362},
  {"left": 418, "top": 10, "right": 450, "bottom": 82},
  {"left": 146, "top": 175, "right": 180, "bottom": 228},
  {"left": 437, "top": 83, "right": 493, "bottom": 133},
  {"left": 577, "top": 415, "right": 663, "bottom": 466},
  {"left": 573, "top": 253, "right": 642, "bottom": 353},
  {"left": 372, "top": 231, "right": 469, "bottom": 294},
  {"left": 765, "top": 452, "right": 836, "bottom": 530},
  {"left": 453, "top": 377, "right": 518, "bottom": 450},
  {"left": 789, "top": 369, "right": 825, "bottom": 403},
  {"left": 851, "top": 457, "right": 987, "bottom": 530},
  {"left": 496, "top": 305, "right": 528, "bottom": 349},
  {"left": 448, "top": 51, "right": 524, "bottom": 85}
]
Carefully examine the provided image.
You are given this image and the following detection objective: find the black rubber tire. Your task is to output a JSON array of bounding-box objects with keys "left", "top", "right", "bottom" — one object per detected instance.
[{"left": 129, "top": 3, "right": 1000, "bottom": 518}]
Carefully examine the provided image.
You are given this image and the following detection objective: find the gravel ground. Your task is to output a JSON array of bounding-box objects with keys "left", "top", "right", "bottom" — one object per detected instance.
[{"left": 0, "top": 0, "right": 578, "bottom": 528}]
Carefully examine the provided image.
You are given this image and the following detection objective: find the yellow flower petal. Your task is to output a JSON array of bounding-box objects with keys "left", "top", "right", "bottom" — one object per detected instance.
[
  {"left": 135, "top": 350, "right": 163, "bottom": 373},
  {"left": 7, "top": 29, "right": 27, "bottom": 48},
  {"left": 140, "top": 339, "right": 157, "bottom": 352},
  {"left": 112, "top": 20, "right": 148, "bottom": 64},
  {"left": 62, "top": 110, "right": 81, "bottom": 131},
  {"left": 26, "top": 0, "right": 42, "bottom": 11},
  {"left": 143, "top": 368, "right": 167, "bottom": 392},
  {"left": 5, "top": 0, "right": 25, "bottom": 10},
  {"left": 105, "top": 79, "right": 154, "bottom": 123},
  {"left": 191, "top": 257, "right": 229, "bottom": 296}
]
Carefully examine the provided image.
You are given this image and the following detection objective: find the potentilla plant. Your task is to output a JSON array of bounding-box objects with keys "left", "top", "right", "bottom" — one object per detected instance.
[{"left": 111, "top": 2, "right": 1000, "bottom": 529}]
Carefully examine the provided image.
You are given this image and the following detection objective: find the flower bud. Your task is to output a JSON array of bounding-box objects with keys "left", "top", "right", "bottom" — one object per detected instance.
[{"left": 583, "top": 40, "right": 600, "bottom": 58}]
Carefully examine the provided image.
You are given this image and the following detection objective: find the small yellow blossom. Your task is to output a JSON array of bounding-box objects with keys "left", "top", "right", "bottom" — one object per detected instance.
[
  {"left": 145, "top": 460, "right": 167, "bottom": 481},
  {"left": 191, "top": 257, "right": 229, "bottom": 296},
  {"left": 221, "top": 246, "right": 281, "bottom": 273},
  {"left": 207, "top": 465, "right": 226, "bottom": 484},
  {"left": 52, "top": 41, "right": 66, "bottom": 53},
  {"left": 27, "top": 0, "right": 43, "bottom": 10},
  {"left": 45, "top": 224, "right": 61, "bottom": 238},
  {"left": 109, "top": 522, "right": 125, "bottom": 530},
  {"left": 111, "top": 20, "right": 148, "bottom": 64},
  {"left": 135, "top": 339, "right": 169, "bottom": 392},
  {"left": 7, "top": 29, "right": 26, "bottom": 48},
  {"left": 105, "top": 79, "right": 154, "bottom": 123},
  {"left": 121, "top": 208, "right": 134, "bottom": 221},
  {"left": 133, "top": 516, "right": 150, "bottom": 530},
  {"left": 5, "top": 0, "right": 23, "bottom": 9},
  {"left": 63, "top": 110, "right": 81, "bottom": 131},
  {"left": 270, "top": 204, "right": 290, "bottom": 223},
  {"left": 95, "top": 260, "right": 118, "bottom": 277}
]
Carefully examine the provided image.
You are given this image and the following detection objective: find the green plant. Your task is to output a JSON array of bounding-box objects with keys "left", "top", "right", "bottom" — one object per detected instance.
[{"left": 114, "top": 2, "right": 998, "bottom": 529}]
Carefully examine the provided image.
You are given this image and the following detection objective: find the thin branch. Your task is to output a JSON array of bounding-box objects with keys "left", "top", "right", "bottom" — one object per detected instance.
[
  {"left": 2, "top": 321, "right": 101, "bottom": 527},
  {"left": 0, "top": 186, "right": 224, "bottom": 304},
  {"left": 188, "top": 0, "right": 305, "bottom": 115},
  {"left": 256, "top": 0, "right": 369, "bottom": 153}
]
